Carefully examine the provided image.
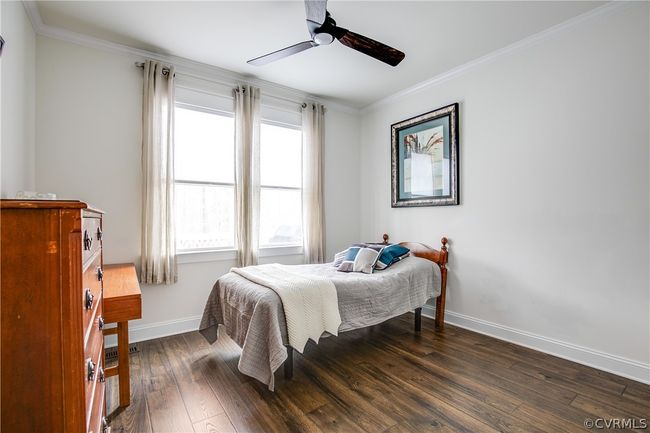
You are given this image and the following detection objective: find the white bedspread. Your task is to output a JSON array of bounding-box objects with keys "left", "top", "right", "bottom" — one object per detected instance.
[{"left": 231, "top": 264, "right": 341, "bottom": 353}]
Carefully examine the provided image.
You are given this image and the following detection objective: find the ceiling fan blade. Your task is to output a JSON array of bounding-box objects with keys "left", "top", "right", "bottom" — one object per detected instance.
[
  {"left": 334, "top": 29, "right": 405, "bottom": 67},
  {"left": 304, "top": 0, "right": 327, "bottom": 25},
  {"left": 247, "top": 41, "right": 316, "bottom": 66}
]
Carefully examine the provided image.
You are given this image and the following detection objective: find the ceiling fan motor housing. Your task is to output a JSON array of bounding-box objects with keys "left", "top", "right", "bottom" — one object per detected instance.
[
  {"left": 312, "top": 12, "right": 337, "bottom": 45},
  {"left": 313, "top": 32, "right": 334, "bottom": 45}
]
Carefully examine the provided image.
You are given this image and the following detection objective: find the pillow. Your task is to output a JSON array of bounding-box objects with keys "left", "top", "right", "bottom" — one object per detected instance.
[
  {"left": 353, "top": 247, "right": 383, "bottom": 273},
  {"left": 374, "top": 244, "right": 410, "bottom": 270},
  {"left": 332, "top": 248, "right": 349, "bottom": 267},
  {"left": 337, "top": 244, "right": 384, "bottom": 274},
  {"left": 336, "top": 246, "right": 361, "bottom": 272}
]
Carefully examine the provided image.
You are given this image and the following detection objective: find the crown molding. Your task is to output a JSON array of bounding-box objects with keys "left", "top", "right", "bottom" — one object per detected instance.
[
  {"left": 22, "top": 1, "right": 626, "bottom": 116},
  {"left": 22, "top": 0, "right": 43, "bottom": 29},
  {"left": 21, "top": 1, "right": 360, "bottom": 115},
  {"left": 361, "top": 1, "right": 626, "bottom": 113}
]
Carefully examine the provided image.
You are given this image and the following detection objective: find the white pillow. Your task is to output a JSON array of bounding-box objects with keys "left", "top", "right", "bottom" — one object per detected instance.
[{"left": 352, "top": 247, "right": 382, "bottom": 274}]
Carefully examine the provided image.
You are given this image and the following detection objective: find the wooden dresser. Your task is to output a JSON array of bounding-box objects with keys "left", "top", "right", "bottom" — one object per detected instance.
[{"left": 1, "top": 200, "right": 109, "bottom": 433}]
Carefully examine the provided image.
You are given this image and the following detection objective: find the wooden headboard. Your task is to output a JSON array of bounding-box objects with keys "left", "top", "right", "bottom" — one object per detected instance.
[
  {"left": 382, "top": 233, "right": 449, "bottom": 330},
  {"left": 382, "top": 233, "right": 448, "bottom": 269}
]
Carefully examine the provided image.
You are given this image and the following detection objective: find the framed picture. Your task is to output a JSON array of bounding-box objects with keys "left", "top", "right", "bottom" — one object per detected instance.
[{"left": 391, "top": 103, "right": 459, "bottom": 207}]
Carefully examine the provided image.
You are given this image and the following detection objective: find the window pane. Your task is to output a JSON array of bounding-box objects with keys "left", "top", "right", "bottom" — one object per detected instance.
[
  {"left": 175, "top": 107, "right": 234, "bottom": 183},
  {"left": 260, "top": 123, "right": 302, "bottom": 188},
  {"left": 175, "top": 183, "right": 234, "bottom": 250},
  {"left": 260, "top": 188, "right": 302, "bottom": 246}
]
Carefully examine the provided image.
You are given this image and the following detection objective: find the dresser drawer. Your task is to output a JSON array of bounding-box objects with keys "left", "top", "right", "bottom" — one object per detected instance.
[
  {"left": 86, "top": 358, "right": 107, "bottom": 433},
  {"left": 82, "top": 216, "right": 102, "bottom": 266},
  {"left": 84, "top": 356, "right": 103, "bottom": 427},
  {"left": 83, "top": 254, "right": 104, "bottom": 341},
  {"left": 84, "top": 296, "right": 104, "bottom": 353},
  {"left": 84, "top": 301, "right": 104, "bottom": 427}
]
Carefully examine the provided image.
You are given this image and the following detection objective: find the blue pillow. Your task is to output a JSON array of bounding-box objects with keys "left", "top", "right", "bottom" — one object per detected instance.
[
  {"left": 344, "top": 246, "right": 361, "bottom": 261},
  {"left": 375, "top": 244, "right": 410, "bottom": 270}
]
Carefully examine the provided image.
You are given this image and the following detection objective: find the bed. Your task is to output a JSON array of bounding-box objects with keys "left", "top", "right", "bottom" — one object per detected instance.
[{"left": 198, "top": 234, "right": 449, "bottom": 390}]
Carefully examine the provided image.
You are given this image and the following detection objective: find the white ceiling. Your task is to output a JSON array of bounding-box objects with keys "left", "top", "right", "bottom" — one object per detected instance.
[{"left": 36, "top": 1, "right": 604, "bottom": 108}]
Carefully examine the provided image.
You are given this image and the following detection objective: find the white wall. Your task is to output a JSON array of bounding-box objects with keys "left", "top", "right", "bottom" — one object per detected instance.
[
  {"left": 360, "top": 3, "right": 649, "bottom": 379},
  {"left": 35, "top": 35, "right": 360, "bottom": 340},
  {"left": 1, "top": 1, "right": 36, "bottom": 197}
]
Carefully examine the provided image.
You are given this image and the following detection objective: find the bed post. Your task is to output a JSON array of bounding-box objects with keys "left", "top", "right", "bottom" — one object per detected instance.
[
  {"left": 435, "top": 237, "right": 448, "bottom": 330},
  {"left": 414, "top": 307, "right": 422, "bottom": 332},
  {"left": 284, "top": 346, "right": 294, "bottom": 380}
]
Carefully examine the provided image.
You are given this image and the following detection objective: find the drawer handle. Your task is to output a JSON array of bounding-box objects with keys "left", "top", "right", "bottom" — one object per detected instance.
[
  {"left": 87, "top": 360, "right": 96, "bottom": 381},
  {"left": 84, "top": 288, "right": 94, "bottom": 310},
  {"left": 98, "top": 315, "right": 105, "bottom": 331},
  {"left": 96, "top": 226, "right": 103, "bottom": 241},
  {"left": 102, "top": 416, "right": 109, "bottom": 433},
  {"left": 83, "top": 230, "right": 92, "bottom": 251},
  {"left": 97, "top": 267, "right": 103, "bottom": 282},
  {"left": 99, "top": 366, "right": 105, "bottom": 383}
]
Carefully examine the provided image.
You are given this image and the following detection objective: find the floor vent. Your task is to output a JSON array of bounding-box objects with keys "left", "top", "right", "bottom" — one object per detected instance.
[{"left": 104, "top": 344, "right": 139, "bottom": 362}]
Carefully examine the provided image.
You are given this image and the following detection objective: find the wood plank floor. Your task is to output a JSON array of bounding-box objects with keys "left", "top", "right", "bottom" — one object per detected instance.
[{"left": 106, "top": 313, "right": 649, "bottom": 433}]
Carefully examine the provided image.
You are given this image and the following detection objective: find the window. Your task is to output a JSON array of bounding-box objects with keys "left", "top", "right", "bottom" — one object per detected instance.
[
  {"left": 174, "top": 84, "right": 303, "bottom": 257},
  {"left": 174, "top": 105, "right": 235, "bottom": 251},
  {"left": 259, "top": 122, "right": 303, "bottom": 247}
]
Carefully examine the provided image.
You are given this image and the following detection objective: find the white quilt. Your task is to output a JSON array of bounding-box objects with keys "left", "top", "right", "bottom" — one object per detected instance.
[{"left": 231, "top": 263, "right": 341, "bottom": 353}]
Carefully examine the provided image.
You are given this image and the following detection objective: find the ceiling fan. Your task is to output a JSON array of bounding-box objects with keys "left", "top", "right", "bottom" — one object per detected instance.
[{"left": 247, "top": 0, "right": 405, "bottom": 67}]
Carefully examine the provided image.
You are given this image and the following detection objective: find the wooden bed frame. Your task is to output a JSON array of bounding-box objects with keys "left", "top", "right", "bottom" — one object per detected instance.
[{"left": 284, "top": 234, "right": 449, "bottom": 380}]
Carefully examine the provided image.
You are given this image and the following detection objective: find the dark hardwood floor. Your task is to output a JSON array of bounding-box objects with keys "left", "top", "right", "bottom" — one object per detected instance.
[{"left": 106, "top": 313, "right": 649, "bottom": 433}]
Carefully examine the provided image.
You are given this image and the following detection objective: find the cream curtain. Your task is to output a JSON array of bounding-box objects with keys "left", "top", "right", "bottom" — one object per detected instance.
[
  {"left": 234, "top": 85, "right": 261, "bottom": 267},
  {"left": 301, "top": 103, "right": 326, "bottom": 264},
  {"left": 140, "top": 60, "right": 177, "bottom": 284}
]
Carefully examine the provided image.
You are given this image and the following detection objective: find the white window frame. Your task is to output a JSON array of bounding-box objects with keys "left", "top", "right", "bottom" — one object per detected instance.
[
  {"left": 174, "top": 85, "right": 304, "bottom": 262},
  {"left": 258, "top": 118, "right": 304, "bottom": 249},
  {"left": 174, "top": 101, "right": 237, "bottom": 255}
]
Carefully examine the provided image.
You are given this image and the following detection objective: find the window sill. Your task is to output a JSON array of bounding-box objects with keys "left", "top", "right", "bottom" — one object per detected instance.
[
  {"left": 177, "top": 248, "right": 237, "bottom": 264},
  {"left": 177, "top": 245, "right": 303, "bottom": 264},
  {"left": 259, "top": 245, "right": 303, "bottom": 257}
]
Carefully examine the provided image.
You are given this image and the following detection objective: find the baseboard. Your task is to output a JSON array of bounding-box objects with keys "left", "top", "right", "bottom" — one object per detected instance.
[
  {"left": 421, "top": 305, "right": 650, "bottom": 384},
  {"left": 104, "top": 315, "right": 202, "bottom": 348},
  {"left": 104, "top": 307, "right": 650, "bottom": 385}
]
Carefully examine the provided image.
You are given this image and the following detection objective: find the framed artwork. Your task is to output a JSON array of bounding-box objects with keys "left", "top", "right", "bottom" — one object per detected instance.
[{"left": 391, "top": 103, "right": 459, "bottom": 207}]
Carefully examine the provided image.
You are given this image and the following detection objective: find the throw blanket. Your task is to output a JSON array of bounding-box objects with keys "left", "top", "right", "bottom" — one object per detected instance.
[{"left": 231, "top": 264, "right": 341, "bottom": 353}]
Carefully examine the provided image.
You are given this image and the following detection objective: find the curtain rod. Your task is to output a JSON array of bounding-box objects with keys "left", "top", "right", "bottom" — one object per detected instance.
[
  {"left": 135, "top": 61, "right": 317, "bottom": 110},
  {"left": 135, "top": 61, "right": 172, "bottom": 76},
  {"left": 234, "top": 85, "right": 307, "bottom": 109}
]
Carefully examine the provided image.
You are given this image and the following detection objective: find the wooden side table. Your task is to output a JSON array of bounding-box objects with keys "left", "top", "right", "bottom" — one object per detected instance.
[{"left": 102, "top": 263, "right": 142, "bottom": 408}]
